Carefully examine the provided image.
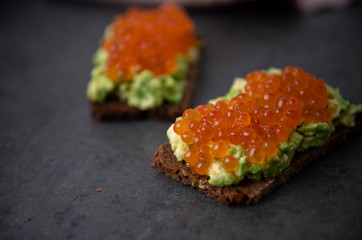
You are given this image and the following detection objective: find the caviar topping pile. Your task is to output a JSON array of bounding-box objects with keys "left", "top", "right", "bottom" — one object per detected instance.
[
  {"left": 173, "top": 66, "right": 332, "bottom": 175},
  {"left": 102, "top": 3, "right": 198, "bottom": 82}
]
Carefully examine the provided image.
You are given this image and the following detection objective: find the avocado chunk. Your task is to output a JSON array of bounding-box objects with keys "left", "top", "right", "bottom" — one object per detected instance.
[
  {"left": 87, "top": 75, "right": 115, "bottom": 103},
  {"left": 208, "top": 160, "right": 241, "bottom": 186},
  {"left": 126, "top": 70, "right": 163, "bottom": 110},
  {"left": 161, "top": 75, "right": 186, "bottom": 103},
  {"left": 327, "top": 84, "right": 362, "bottom": 127},
  {"left": 167, "top": 124, "right": 190, "bottom": 160},
  {"left": 87, "top": 49, "right": 115, "bottom": 102},
  {"left": 297, "top": 122, "right": 330, "bottom": 151},
  {"left": 173, "top": 55, "right": 189, "bottom": 80}
]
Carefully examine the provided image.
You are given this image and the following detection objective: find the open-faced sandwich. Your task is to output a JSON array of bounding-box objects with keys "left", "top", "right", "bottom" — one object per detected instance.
[
  {"left": 152, "top": 66, "right": 362, "bottom": 205},
  {"left": 87, "top": 3, "right": 201, "bottom": 120}
]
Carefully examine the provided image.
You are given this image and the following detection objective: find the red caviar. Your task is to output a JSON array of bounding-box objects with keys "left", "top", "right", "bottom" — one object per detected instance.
[
  {"left": 102, "top": 3, "right": 198, "bottom": 82},
  {"left": 176, "top": 66, "right": 332, "bottom": 175}
]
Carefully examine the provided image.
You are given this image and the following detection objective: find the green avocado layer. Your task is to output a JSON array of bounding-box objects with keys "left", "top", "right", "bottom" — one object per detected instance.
[
  {"left": 87, "top": 48, "right": 195, "bottom": 110},
  {"left": 168, "top": 69, "right": 362, "bottom": 187}
]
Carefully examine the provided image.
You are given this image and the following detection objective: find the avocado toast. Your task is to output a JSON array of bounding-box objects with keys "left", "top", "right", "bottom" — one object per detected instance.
[
  {"left": 152, "top": 67, "right": 362, "bottom": 205},
  {"left": 87, "top": 3, "right": 201, "bottom": 120}
]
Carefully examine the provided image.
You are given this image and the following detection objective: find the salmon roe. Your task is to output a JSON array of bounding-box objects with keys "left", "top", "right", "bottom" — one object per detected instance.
[
  {"left": 176, "top": 66, "right": 332, "bottom": 175},
  {"left": 102, "top": 3, "right": 198, "bottom": 82}
]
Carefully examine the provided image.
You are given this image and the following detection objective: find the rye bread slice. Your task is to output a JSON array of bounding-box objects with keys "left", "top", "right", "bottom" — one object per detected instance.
[
  {"left": 152, "top": 116, "right": 362, "bottom": 205},
  {"left": 89, "top": 57, "right": 200, "bottom": 121}
]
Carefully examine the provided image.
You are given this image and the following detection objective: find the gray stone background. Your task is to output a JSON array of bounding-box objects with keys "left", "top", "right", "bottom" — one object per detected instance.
[{"left": 1, "top": 0, "right": 361, "bottom": 239}]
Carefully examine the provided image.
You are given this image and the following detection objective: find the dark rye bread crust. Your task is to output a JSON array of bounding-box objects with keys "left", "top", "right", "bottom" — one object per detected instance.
[
  {"left": 89, "top": 58, "right": 200, "bottom": 121},
  {"left": 152, "top": 116, "right": 362, "bottom": 205}
]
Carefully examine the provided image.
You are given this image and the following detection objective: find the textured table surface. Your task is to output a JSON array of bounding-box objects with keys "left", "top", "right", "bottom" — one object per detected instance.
[{"left": 1, "top": 1, "right": 362, "bottom": 239}]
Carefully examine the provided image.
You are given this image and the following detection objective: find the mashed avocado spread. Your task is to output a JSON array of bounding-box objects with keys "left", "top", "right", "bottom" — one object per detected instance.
[
  {"left": 87, "top": 48, "right": 198, "bottom": 110},
  {"left": 168, "top": 68, "right": 362, "bottom": 186}
]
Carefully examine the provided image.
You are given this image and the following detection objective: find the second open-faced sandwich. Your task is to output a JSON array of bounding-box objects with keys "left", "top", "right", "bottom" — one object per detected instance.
[
  {"left": 87, "top": 3, "right": 201, "bottom": 120},
  {"left": 153, "top": 66, "right": 362, "bottom": 205}
]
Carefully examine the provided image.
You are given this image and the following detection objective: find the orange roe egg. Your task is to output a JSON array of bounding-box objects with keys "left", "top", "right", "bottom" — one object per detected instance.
[
  {"left": 259, "top": 109, "right": 279, "bottom": 125},
  {"left": 181, "top": 130, "right": 195, "bottom": 145},
  {"left": 223, "top": 156, "right": 239, "bottom": 172},
  {"left": 232, "top": 102, "right": 248, "bottom": 112},
  {"left": 211, "top": 118, "right": 228, "bottom": 129},
  {"left": 236, "top": 112, "right": 251, "bottom": 127},
  {"left": 264, "top": 76, "right": 280, "bottom": 92},
  {"left": 183, "top": 108, "right": 202, "bottom": 124},
  {"left": 231, "top": 93, "right": 249, "bottom": 106},
  {"left": 215, "top": 100, "right": 229, "bottom": 114},
  {"left": 189, "top": 120, "right": 200, "bottom": 132},
  {"left": 195, "top": 158, "right": 211, "bottom": 175},
  {"left": 248, "top": 147, "right": 266, "bottom": 165},
  {"left": 199, "top": 145, "right": 214, "bottom": 162},
  {"left": 173, "top": 119, "right": 189, "bottom": 135},
  {"left": 262, "top": 92, "right": 278, "bottom": 108},
  {"left": 287, "top": 97, "right": 303, "bottom": 113},
  {"left": 184, "top": 148, "right": 199, "bottom": 167},
  {"left": 193, "top": 134, "right": 208, "bottom": 146},
  {"left": 246, "top": 70, "right": 269, "bottom": 83},
  {"left": 211, "top": 140, "right": 229, "bottom": 158},
  {"left": 103, "top": 3, "right": 198, "bottom": 82},
  {"left": 241, "top": 128, "right": 256, "bottom": 142},
  {"left": 245, "top": 82, "right": 264, "bottom": 97},
  {"left": 214, "top": 127, "right": 228, "bottom": 141},
  {"left": 204, "top": 103, "right": 215, "bottom": 114},
  {"left": 274, "top": 125, "right": 290, "bottom": 142},
  {"left": 207, "top": 110, "right": 223, "bottom": 123},
  {"left": 251, "top": 134, "right": 263, "bottom": 147},
  {"left": 199, "top": 122, "right": 215, "bottom": 140},
  {"left": 264, "top": 140, "right": 278, "bottom": 157},
  {"left": 175, "top": 66, "right": 332, "bottom": 174}
]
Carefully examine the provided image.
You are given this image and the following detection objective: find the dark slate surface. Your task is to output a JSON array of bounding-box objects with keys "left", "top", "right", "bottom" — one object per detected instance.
[{"left": 1, "top": 1, "right": 362, "bottom": 239}]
